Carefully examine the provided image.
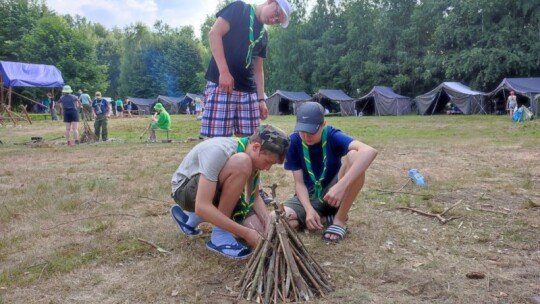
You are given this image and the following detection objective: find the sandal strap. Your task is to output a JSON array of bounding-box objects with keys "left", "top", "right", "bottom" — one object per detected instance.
[{"left": 324, "top": 224, "right": 346, "bottom": 238}]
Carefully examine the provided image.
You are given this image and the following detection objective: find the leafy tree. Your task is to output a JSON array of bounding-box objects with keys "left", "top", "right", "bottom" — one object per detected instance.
[
  {"left": 118, "top": 23, "right": 204, "bottom": 98},
  {"left": 119, "top": 23, "right": 159, "bottom": 98},
  {"left": 0, "top": 0, "right": 53, "bottom": 61},
  {"left": 95, "top": 26, "right": 123, "bottom": 97},
  {"left": 19, "top": 15, "right": 108, "bottom": 93}
]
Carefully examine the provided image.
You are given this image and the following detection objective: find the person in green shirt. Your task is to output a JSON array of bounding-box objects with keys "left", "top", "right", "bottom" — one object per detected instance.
[
  {"left": 115, "top": 98, "right": 124, "bottom": 117},
  {"left": 148, "top": 103, "right": 171, "bottom": 143}
]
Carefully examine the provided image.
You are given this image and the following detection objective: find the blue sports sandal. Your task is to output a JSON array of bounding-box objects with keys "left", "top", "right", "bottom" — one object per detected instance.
[
  {"left": 206, "top": 240, "right": 252, "bottom": 260},
  {"left": 170, "top": 205, "right": 202, "bottom": 236}
]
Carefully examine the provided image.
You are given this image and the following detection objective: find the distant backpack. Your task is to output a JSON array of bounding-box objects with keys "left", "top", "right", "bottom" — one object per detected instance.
[
  {"left": 512, "top": 106, "right": 523, "bottom": 122},
  {"left": 523, "top": 106, "right": 534, "bottom": 121}
]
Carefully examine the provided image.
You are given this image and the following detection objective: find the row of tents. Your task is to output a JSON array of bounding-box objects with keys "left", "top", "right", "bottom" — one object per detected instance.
[
  {"left": 128, "top": 93, "right": 202, "bottom": 115},
  {"left": 120, "top": 78, "right": 540, "bottom": 117},
  {"left": 2, "top": 61, "right": 538, "bottom": 117},
  {"left": 266, "top": 78, "right": 540, "bottom": 116}
]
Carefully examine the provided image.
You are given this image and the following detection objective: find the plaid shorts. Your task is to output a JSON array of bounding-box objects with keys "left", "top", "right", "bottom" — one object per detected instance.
[{"left": 200, "top": 82, "right": 260, "bottom": 137}]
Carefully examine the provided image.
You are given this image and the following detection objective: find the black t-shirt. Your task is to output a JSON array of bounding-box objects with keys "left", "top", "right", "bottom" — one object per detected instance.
[{"left": 204, "top": 1, "right": 268, "bottom": 93}]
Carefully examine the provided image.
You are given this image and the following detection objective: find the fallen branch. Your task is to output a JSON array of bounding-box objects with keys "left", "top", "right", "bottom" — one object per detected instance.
[
  {"left": 137, "top": 238, "right": 171, "bottom": 254},
  {"left": 440, "top": 200, "right": 463, "bottom": 216},
  {"left": 394, "top": 201, "right": 462, "bottom": 225},
  {"left": 466, "top": 206, "right": 510, "bottom": 215}
]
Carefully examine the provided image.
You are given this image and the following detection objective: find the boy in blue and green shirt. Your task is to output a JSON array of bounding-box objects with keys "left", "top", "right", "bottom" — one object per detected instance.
[{"left": 282, "top": 102, "right": 378, "bottom": 243}]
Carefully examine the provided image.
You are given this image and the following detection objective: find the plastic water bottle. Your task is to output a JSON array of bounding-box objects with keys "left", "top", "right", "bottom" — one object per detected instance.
[{"left": 409, "top": 169, "right": 426, "bottom": 187}]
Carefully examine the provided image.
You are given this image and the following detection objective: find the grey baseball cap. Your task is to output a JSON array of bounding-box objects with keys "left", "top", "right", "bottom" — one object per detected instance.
[{"left": 295, "top": 102, "right": 325, "bottom": 134}]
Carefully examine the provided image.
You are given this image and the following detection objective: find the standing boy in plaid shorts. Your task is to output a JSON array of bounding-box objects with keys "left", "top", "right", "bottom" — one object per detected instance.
[
  {"left": 201, "top": 0, "right": 291, "bottom": 138},
  {"left": 170, "top": 125, "right": 290, "bottom": 260}
]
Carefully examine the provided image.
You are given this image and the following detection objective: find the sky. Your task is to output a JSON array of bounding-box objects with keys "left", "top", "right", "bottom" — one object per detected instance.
[{"left": 45, "top": 0, "right": 220, "bottom": 38}]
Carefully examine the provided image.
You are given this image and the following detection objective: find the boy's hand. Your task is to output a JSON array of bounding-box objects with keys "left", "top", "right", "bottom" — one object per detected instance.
[
  {"left": 244, "top": 228, "right": 262, "bottom": 248},
  {"left": 305, "top": 209, "right": 323, "bottom": 231},
  {"left": 218, "top": 72, "right": 234, "bottom": 93},
  {"left": 324, "top": 183, "right": 347, "bottom": 208},
  {"left": 259, "top": 102, "right": 268, "bottom": 120}
]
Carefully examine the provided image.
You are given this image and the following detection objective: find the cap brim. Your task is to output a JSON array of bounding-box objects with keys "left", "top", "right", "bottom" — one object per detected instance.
[
  {"left": 281, "top": 16, "right": 289, "bottom": 28},
  {"left": 295, "top": 122, "right": 320, "bottom": 134}
]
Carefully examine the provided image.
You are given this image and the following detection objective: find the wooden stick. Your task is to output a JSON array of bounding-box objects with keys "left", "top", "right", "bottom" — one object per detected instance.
[
  {"left": 136, "top": 238, "right": 171, "bottom": 254},
  {"left": 290, "top": 241, "right": 333, "bottom": 292},
  {"left": 246, "top": 223, "right": 275, "bottom": 301},
  {"left": 394, "top": 207, "right": 461, "bottom": 224},
  {"left": 273, "top": 250, "right": 280, "bottom": 303},
  {"left": 291, "top": 245, "right": 326, "bottom": 297},
  {"left": 264, "top": 246, "right": 277, "bottom": 304},
  {"left": 467, "top": 206, "right": 510, "bottom": 215},
  {"left": 281, "top": 216, "right": 330, "bottom": 278},
  {"left": 276, "top": 222, "right": 312, "bottom": 301},
  {"left": 440, "top": 200, "right": 463, "bottom": 216}
]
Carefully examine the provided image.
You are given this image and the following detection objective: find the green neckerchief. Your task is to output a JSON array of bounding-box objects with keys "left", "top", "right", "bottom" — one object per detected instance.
[
  {"left": 245, "top": 3, "right": 266, "bottom": 69},
  {"left": 302, "top": 127, "right": 328, "bottom": 203},
  {"left": 233, "top": 137, "right": 260, "bottom": 223}
]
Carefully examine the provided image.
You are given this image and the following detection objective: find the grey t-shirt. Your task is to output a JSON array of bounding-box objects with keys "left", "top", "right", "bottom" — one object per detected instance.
[
  {"left": 79, "top": 93, "right": 92, "bottom": 105},
  {"left": 171, "top": 137, "right": 238, "bottom": 193}
]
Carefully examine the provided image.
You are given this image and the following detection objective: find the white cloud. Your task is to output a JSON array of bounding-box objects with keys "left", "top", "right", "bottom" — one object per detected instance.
[{"left": 45, "top": 0, "right": 219, "bottom": 37}]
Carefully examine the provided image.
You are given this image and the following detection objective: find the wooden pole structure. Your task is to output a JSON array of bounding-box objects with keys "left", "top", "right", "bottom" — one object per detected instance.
[
  {"left": 11, "top": 90, "right": 47, "bottom": 110},
  {"left": 0, "top": 73, "right": 4, "bottom": 106},
  {"left": 8, "top": 86, "right": 12, "bottom": 108},
  {"left": 236, "top": 202, "right": 333, "bottom": 303}
]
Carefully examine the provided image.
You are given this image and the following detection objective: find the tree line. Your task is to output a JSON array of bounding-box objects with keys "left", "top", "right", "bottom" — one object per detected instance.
[{"left": 1, "top": 0, "right": 538, "bottom": 107}]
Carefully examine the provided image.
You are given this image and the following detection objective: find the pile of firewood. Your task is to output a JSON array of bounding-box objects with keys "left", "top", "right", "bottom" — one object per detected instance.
[
  {"left": 80, "top": 120, "right": 98, "bottom": 143},
  {"left": 236, "top": 203, "right": 333, "bottom": 303}
]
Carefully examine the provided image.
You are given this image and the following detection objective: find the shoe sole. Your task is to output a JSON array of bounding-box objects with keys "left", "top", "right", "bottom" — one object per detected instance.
[
  {"left": 170, "top": 206, "right": 202, "bottom": 236},
  {"left": 206, "top": 241, "right": 252, "bottom": 260}
]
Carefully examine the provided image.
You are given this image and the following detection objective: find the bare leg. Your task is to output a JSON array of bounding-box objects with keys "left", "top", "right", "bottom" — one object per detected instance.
[
  {"left": 71, "top": 122, "right": 79, "bottom": 142},
  {"left": 216, "top": 153, "right": 252, "bottom": 218},
  {"left": 149, "top": 128, "right": 156, "bottom": 142},
  {"left": 244, "top": 213, "right": 265, "bottom": 234},
  {"left": 279, "top": 207, "right": 300, "bottom": 229},
  {"left": 64, "top": 123, "right": 71, "bottom": 144},
  {"left": 324, "top": 150, "right": 366, "bottom": 241}
]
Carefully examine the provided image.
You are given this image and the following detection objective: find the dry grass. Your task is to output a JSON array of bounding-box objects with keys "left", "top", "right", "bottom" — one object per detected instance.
[{"left": 0, "top": 115, "right": 539, "bottom": 304}]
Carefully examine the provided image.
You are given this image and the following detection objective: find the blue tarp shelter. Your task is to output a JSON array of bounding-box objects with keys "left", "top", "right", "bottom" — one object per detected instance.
[
  {"left": 486, "top": 77, "right": 540, "bottom": 116},
  {"left": 356, "top": 86, "right": 412, "bottom": 116},
  {"left": 313, "top": 89, "right": 356, "bottom": 116},
  {"left": 266, "top": 90, "right": 312, "bottom": 115},
  {"left": 0, "top": 61, "right": 64, "bottom": 107},
  {"left": 414, "top": 82, "right": 487, "bottom": 115},
  {"left": 0, "top": 61, "right": 64, "bottom": 88}
]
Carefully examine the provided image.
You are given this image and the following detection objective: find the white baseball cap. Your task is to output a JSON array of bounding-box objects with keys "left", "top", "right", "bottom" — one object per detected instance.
[{"left": 276, "top": 0, "right": 291, "bottom": 28}]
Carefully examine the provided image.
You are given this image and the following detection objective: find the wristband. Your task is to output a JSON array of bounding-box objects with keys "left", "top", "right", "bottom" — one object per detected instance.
[{"left": 258, "top": 99, "right": 265, "bottom": 102}]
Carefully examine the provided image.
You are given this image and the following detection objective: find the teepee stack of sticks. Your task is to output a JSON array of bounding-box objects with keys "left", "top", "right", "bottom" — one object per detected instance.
[
  {"left": 80, "top": 120, "right": 98, "bottom": 143},
  {"left": 236, "top": 202, "right": 333, "bottom": 303}
]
